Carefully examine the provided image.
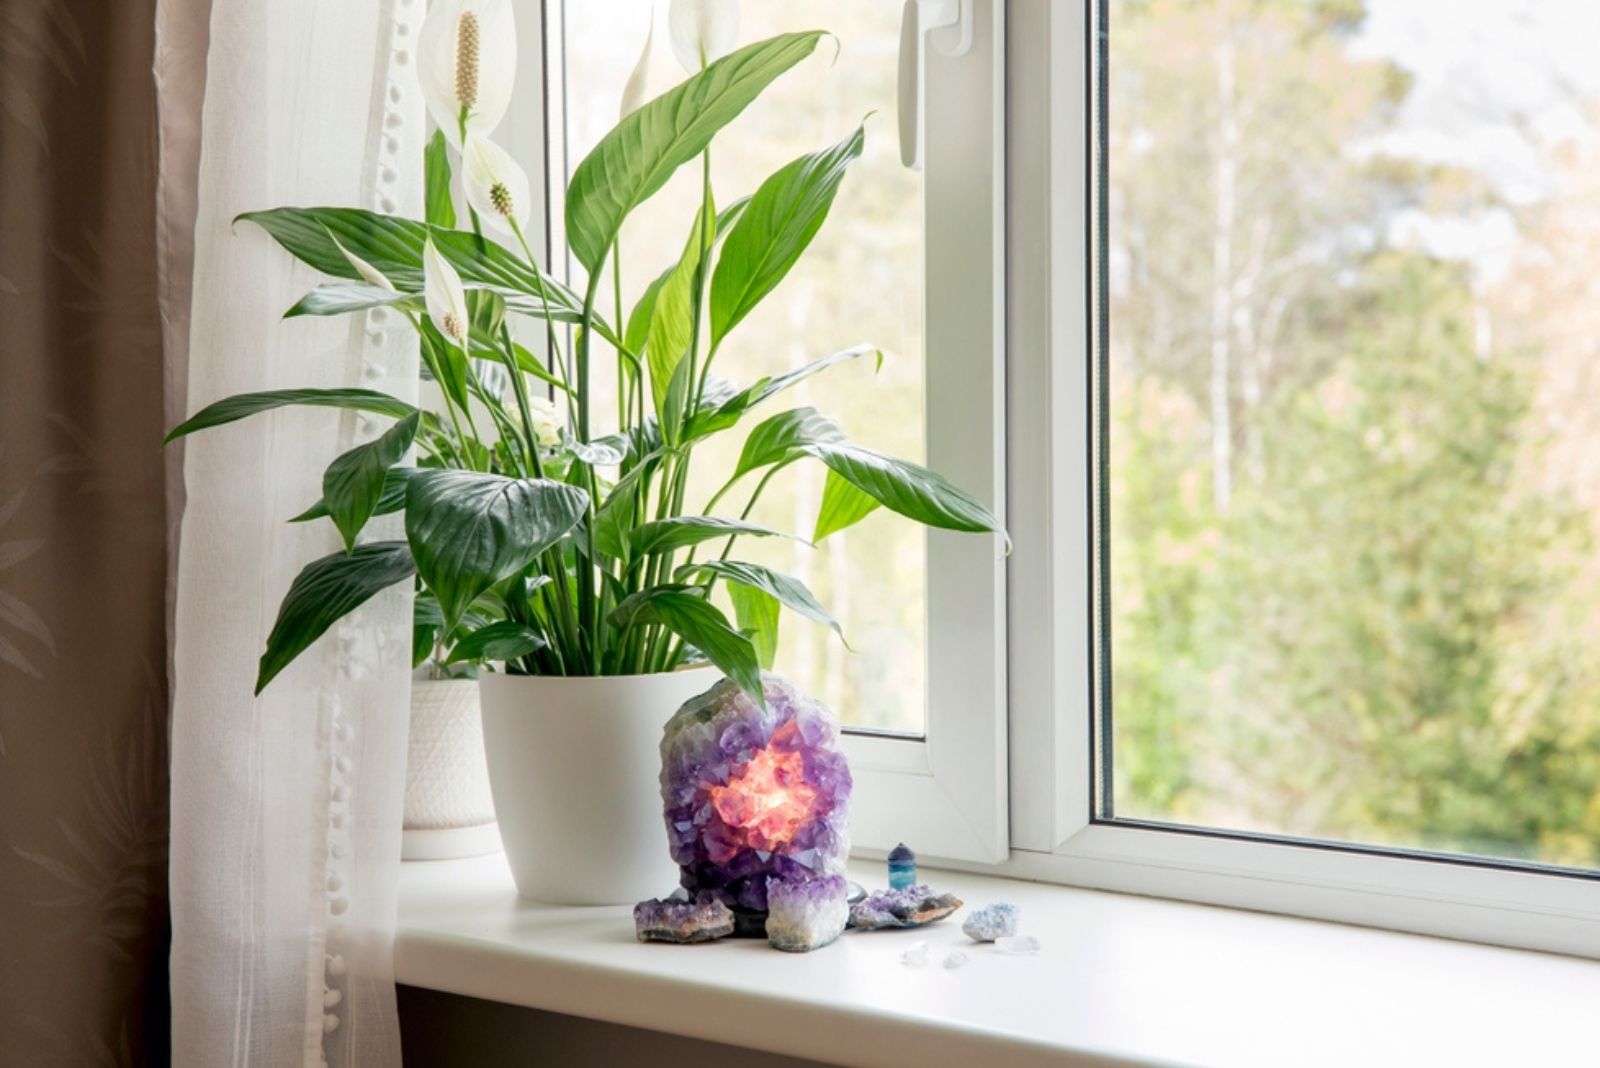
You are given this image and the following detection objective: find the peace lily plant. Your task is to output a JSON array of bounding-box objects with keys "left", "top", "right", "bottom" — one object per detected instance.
[{"left": 167, "top": 0, "right": 1005, "bottom": 706}]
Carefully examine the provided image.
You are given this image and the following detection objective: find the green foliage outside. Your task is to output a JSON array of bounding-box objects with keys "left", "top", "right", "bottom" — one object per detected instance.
[{"left": 1109, "top": 0, "right": 1600, "bottom": 867}]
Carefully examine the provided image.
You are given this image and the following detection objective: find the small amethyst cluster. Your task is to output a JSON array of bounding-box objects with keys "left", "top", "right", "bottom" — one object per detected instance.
[
  {"left": 633, "top": 894, "right": 735, "bottom": 944},
  {"left": 848, "top": 885, "right": 964, "bottom": 930},
  {"left": 659, "top": 674, "right": 852, "bottom": 912},
  {"left": 765, "top": 873, "right": 850, "bottom": 952}
]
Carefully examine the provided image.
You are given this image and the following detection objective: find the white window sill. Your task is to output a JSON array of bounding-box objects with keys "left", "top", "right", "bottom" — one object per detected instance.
[{"left": 396, "top": 853, "right": 1598, "bottom": 1067}]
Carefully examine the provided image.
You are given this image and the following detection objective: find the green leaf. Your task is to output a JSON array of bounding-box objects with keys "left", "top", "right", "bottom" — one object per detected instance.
[
  {"left": 813, "top": 468, "right": 880, "bottom": 541},
  {"left": 414, "top": 588, "right": 444, "bottom": 628},
  {"left": 687, "top": 559, "right": 845, "bottom": 648},
  {"left": 322, "top": 412, "right": 420, "bottom": 551},
  {"left": 607, "top": 589, "right": 763, "bottom": 703},
  {"left": 628, "top": 516, "right": 796, "bottom": 558},
  {"left": 598, "top": 377, "right": 739, "bottom": 470},
  {"left": 166, "top": 388, "right": 415, "bottom": 444},
  {"left": 564, "top": 32, "right": 825, "bottom": 273},
  {"left": 285, "top": 282, "right": 414, "bottom": 318},
  {"left": 293, "top": 466, "right": 419, "bottom": 525},
  {"left": 711, "top": 124, "right": 865, "bottom": 345},
  {"left": 726, "top": 582, "right": 780, "bottom": 669},
  {"left": 689, "top": 343, "right": 880, "bottom": 439},
  {"left": 428, "top": 230, "right": 591, "bottom": 327},
  {"left": 562, "top": 431, "right": 626, "bottom": 467},
  {"left": 256, "top": 542, "right": 416, "bottom": 693},
  {"left": 605, "top": 584, "right": 687, "bottom": 626},
  {"left": 238, "top": 208, "right": 596, "bottom": 331},
  {"left": 625, "top": 197, "right": 752, "bottom": 357},
  {"left": 735, "top": 343, "right": 882, "bottom": 410},
  {"left": 425, "top": 129, "right": 457, "bottom": 229},
  {"left": 646, "top": 203, "right": 714, "bottom": 433},
  {"left": 447, "top": 620, "right": 546, "bottom": 664},
  {"left": 659, "top": 354, "right": 694, "bottom": 446},
  {"left": 468, "top": 288, "right": 507, "bottom": 338},
  {"left": 413, "top": 588, "right": 441, "bottom": 668},
  {"left": 418, "top": 314, "right": 472, "bottom": 412},
  {"left": 804, "top": 442, "right": 1003, "bottom": 535},
  {"left": 734, "top": 407, "right": 844, "bottom": 480},
  {"left": 625, "top": 269, "right": 670, "bottom": 358},
  {"left": 592, "top": 459, "right": 657, "bottom": 562},
  {"left": 620, "top": 194, "right": 752, "bottom": 356},
  {"left": 715, "top": 196, "right": 754, "bottom": 244},
  {"left": 405, "top": 470, "right": 589, "bottom": 631},
  {"left": 413, "top": 621, "right": 437, "bottom": 668},
  {"left": 508, "top": 341, "right": 572, "bottom": 394}
]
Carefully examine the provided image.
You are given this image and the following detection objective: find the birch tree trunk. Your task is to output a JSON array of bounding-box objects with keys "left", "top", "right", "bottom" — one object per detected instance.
[{"left": 1209, "top": 4, "right": 1239, "bottom": 513}]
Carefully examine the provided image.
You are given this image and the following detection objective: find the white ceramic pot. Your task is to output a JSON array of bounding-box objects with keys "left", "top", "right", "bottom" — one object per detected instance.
[
  {"left": 402, "top": 675, "right": 500, "bottom": 861},
  {"left": 479, "top": 666, "right": 720, "bottom": 905}
]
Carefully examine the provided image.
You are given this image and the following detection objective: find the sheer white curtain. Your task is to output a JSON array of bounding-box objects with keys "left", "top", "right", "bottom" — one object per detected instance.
[{"left": 162, "top": 1, "right": 422, "bottom": 1064}]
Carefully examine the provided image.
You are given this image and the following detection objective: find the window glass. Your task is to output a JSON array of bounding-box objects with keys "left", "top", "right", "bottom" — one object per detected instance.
[
  {"left": 1103, "top": 0, "right": 1600, "bottom": 870},
  {"left": 559, "top": 2, "right": 927, "bottom": 732}
]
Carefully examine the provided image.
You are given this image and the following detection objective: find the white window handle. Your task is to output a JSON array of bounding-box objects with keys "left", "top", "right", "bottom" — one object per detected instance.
[{"left": 897, "top": 0, "right": 972, "bottom": 171}]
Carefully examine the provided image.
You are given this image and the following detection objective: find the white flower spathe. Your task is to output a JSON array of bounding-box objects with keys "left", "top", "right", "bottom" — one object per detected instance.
[
  {"left": 619, "top": 9, "right": 655, "bottom": 119},
  {"left": 668, "top": 0, "right": 738, "bottom": 74},
  {"left": 418, "top": 0, "right": 517, "bottom": 146},
  {"left": 331, "top": 235, "right": 393, "bottom": 291},
  {"left": 526, "top": 395, "right": 562, "bottom": 448},
  {"left": 462, "top": 135, "right": 531, "bottom": 237},
  {"left": 423, "top": 239, "right": 470, "bottom": 344}
]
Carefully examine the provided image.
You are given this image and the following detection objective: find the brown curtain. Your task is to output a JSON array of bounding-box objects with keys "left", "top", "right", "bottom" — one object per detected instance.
[{"left": 0, "top": 0, "right": 174, "bottom": 1062}]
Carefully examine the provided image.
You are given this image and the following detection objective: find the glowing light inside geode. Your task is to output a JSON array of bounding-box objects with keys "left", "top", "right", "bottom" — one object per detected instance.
[
  {"left": 709, "top": 743, "right": 820, "bottom": 852},
  {"left": 662, "top": 675, "right": 852, "bottom": 912}
]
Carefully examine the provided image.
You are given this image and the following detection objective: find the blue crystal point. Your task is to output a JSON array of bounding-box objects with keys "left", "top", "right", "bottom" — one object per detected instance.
[{"left": 886, "top": 842, "right": 917, "bottom": 890}]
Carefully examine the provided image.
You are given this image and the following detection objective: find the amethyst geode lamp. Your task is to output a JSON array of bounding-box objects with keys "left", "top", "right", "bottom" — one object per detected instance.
[{"left": 659, "top": 674, "right": 852, "bottom": 914}]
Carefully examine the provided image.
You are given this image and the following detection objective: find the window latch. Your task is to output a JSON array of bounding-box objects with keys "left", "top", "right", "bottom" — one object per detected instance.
[{"left": 897, "top": 0, "right": 973, "bottom": 172}]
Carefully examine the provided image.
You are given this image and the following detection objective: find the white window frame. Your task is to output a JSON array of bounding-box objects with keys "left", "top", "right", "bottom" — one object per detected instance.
[
  {"left": 514, "top": 0, "right": 1011, "bottom": 864},
  {"left": 501, "top": 0, "right": 1600, "bottom": 957},
  {"left": 1001, "top": 0, "right": 1600, "bottom": 959},
  {"left": 846, "top": 0, "right": 1008, "bottom": 864}
]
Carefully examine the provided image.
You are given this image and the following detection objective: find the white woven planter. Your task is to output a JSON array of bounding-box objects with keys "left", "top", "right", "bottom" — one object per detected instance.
[
  {"left": 479, "top": 667, "right": 720, "bottom": 905},
  {"left": 402, "top": 675, "right": 499, "bottom": 861}
]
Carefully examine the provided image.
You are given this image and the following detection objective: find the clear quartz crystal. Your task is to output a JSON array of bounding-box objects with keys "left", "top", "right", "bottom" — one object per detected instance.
[
  {"left": 943, "top": 949, "right": 970, "bottom": 970},
  {"left": 899, "top": 940, "right": 930, "bottom": 968},
  {"left": 994, "top": 934, "right": 1042, "bottom": 955}
]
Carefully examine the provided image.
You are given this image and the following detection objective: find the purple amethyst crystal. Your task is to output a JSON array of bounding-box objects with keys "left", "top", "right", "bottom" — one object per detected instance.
[
  {"left": 659, "top": 674, "right": 852, "bottom": 912},
  {"left": 765, "top": 875, "right": 849, "bottom": 952},
  {"left": 633, "top": 894, "right": 736, "bottom": 944},
  {"left": 848, "top": 885, "right": 964, "bottom": 930}
]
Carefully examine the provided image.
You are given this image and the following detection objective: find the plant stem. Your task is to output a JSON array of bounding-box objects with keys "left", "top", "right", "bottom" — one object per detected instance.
[
  {"left": 702, "top": 472, "right": 744, "bottom": 515},
  {"left": 404, "top": 309, "right": 476, "bottom": 469},
  {"left": 683, "top": 151, "right": 715, "bottom": 430},
  {"left": 467, "top": 371, "right": 526, "bottom": 474},
  {"left": 613, "top": 246, "right": 627, "bottom": 432},
  {"left": 723, "top": 461, "right": 790, "bottom": 560},
  {"left": 700, "top": 460, "right": 796, "bottom": 612},
  {"left": 496, "top": 322, "right": 543, "bottom": 477},
  {"left": 576, "top": 266, "right": 607, "bottom": 672},
  {"left": 507, "top": 219, "right": 572, "bottom": 395},
  {"left": 505, "top": 219, "right": 593, "bottom": 669},
  {"left": 649, "top": 151, "right": 720, "bottom": 636}
]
